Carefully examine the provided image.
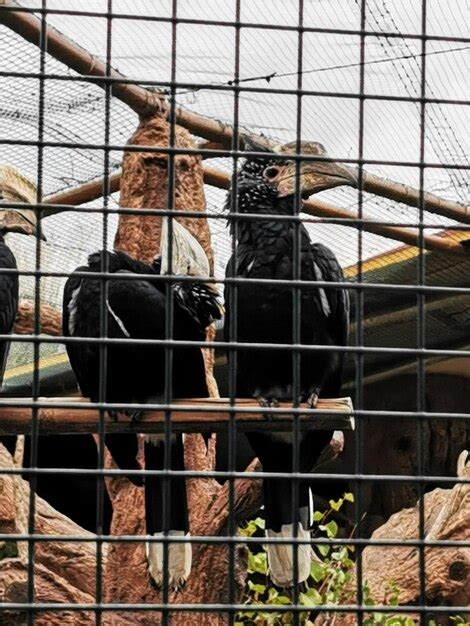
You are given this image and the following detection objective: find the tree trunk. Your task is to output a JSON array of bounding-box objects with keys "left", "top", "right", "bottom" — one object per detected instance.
[{"left": 104, "top": 113, "right": 262, "bottom": 624}]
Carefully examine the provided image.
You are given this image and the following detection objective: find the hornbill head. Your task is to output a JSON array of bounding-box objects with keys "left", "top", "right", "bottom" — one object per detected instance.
[
  {"left": 242, "top": 136, "right": 358, "bottom": 200},
  {"left": 0, "top": 164, "right": 47, "bottom": 240}
]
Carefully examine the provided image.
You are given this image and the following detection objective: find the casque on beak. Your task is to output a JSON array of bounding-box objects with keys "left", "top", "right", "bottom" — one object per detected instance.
[
  {"left": 160, "top": 216, "right": 210, "bottom": 277},
  {"left": 270, "top": 141, "right": 358, "bottom": 198},
  {"left": 0, "top": 165, "right": 47, "bottom": 240}
]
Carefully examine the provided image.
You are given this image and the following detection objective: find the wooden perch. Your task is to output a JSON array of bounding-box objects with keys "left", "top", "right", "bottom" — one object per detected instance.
[
  {"left": 0, "top": 397, "right": 354, "bottom": 435},
  {"left": 43, "top": 168, "right": 465, "bottom": 255},
  {"left": 1, "top": 0, "right": 467, "bottom": 243}
]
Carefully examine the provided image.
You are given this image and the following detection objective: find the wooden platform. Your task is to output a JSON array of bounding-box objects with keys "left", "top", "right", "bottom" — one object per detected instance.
[{"left": 0, "top": 397, "right": 354, "bottom": 434}]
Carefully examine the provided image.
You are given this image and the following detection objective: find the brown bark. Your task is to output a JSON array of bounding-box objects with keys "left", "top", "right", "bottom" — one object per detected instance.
[
  {"left": 0, "top": 442, "right": 103, "bottom": 626},
  {"left": 114, "top": 115, "right": 213, "bottom": 269},
  {"left": 316, "top": 451, "right": 470, "bottom": 626},
  {"left": 14, "top": 299, "right": 62, "bottom": 336}
]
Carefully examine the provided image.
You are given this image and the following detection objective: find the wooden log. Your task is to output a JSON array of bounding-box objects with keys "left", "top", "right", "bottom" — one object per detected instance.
[
  {"left": 0, "top": 397, "right": 354, "bottom": 435},
  {"left": 0, "top": 442, "right": 104, "bottom": 626},
  {"left": 43, "top": 167, "right": 466, "bottom": 255},
  {"left": 315, "top": 451, "right": 470, "bottom": 626},
  {"left": 13, "top": 299, "right": 62, "bottom": 336}
]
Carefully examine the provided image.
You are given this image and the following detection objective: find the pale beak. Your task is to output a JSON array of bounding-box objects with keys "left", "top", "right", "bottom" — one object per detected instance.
[
  {"left": 160, "top": 217, "right": 210, "bottom": 277},
  {"left": 273, "top": 141, "right": 358, "bottom": 198}
]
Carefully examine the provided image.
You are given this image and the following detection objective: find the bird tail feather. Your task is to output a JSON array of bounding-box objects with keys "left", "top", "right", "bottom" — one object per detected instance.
[
  {"left": 144, "top": 436, "right": 191, "bottom": 591},
  {"left": 265, "top": 506, "right": 312, "bottom": 587}
]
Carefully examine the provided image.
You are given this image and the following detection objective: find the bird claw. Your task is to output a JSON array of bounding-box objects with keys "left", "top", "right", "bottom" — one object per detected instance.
[
  {"left": 107, "top": 409, "right": 120, "bottom": 422},
  {"left": 128, "top": 410, "right": 144, "bottom": 426},
  {"left": 307, "top": 392, "right": 319, "bottom": 409},
  {"left": 257, "top": 396, "right": 279, "bottom": 420},
  {"left": 148, "top": 573, "right": 187, "bottom": 594},
  {"left": 258, "top": 396, "right": 279, "bottom": 408}
]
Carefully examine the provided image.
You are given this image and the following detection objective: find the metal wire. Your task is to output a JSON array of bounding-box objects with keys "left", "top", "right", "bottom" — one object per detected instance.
[{"left": 0, "top": 1, "right": 469, "bottom": 624}]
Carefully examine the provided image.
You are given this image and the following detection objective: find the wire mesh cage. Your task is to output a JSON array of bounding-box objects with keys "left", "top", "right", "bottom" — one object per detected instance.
[{"left": 0, "top": 1, "right": 469, "bottom": 625}]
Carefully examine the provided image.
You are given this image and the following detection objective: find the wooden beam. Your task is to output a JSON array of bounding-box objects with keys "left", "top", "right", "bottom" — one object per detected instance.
[
  {"left": 361, "top": 170, "right": 470, "bottom": 225},
  {"left": 44, "top": 168, "right": 466, "bottom": 255},
  {"left": 2, "top": 0, "right": 467, "bottom": 227},
  {"left": 0, "top": 397, "right": 354, "bottom": 434}
]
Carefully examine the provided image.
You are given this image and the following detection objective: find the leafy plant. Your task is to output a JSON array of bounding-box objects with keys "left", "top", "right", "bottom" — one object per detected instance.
[
  {"left": 236, "top": 494, "right": 458, "bottom": 626},
  {"left": 236, "top": 494, "right": 356, "bottom": 625}
]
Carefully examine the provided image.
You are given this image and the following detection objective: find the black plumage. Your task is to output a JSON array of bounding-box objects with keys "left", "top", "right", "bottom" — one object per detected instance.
[
  {"left": 0, "top": 235, "right": 19, "bottom": 386},
  {"left": 224, "top": 152, "right": 349, "bottom": 587},
  {"left": 63, "top": 247, "right": 222, "bottom": 589}
]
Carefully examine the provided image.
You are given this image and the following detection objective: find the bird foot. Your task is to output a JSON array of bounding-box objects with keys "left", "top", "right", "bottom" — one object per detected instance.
[
  {"left": 258, "top": 397, "right": 279, "bottom": 408},
  {"left": 146, "top": 532, "right": 192, "bottom": 594},
  {"left": 128, "top": 410, "right": 144, "bottom": 426},
  {"left": 257, "top": 396, "right": 279, "bottom": 420},
  {"left": 107, "top": 409, "right": 120, "bottom": 422},
  {"left": 307, "top": 392, "right": 319, "bottom": 409},
  {"left": 107, "top": 409, "right": 144, "bottom": 425}
]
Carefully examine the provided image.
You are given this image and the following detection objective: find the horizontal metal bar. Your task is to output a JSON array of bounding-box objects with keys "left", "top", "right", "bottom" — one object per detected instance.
[
  {"left": 3, "top": 198, "right": 468, "bottom": 232},
  {"left": 2, "top": 137, "right": 470, "bottom": 170},
  {"left": 0, "top": 602, "right": 467, "bottom": 614},
  {"left": 2, "top": 68, "right": 470, "bottom": 108},
  {"left": 4, "top": 265, "right": 470, "bottom": 297},
  {"left": 2, "top": 4, "right": 470, "bottom": 45},
  {"left": 4, "top": 198, "right": 468, "bottom": 233},
  {"left": 1, "top": 465, "right": 468, "bottom": 485},
  {"left": 0, "top": 533, "right": 468, "bottom": 549},
  {"left": 2, "top": 333, "right": 470, "bottom": 360}
]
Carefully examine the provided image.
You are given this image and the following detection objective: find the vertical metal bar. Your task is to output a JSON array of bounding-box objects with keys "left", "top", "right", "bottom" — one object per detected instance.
[
  {"left": 291, "top": 0, "right": 305, "bottom": 619},
  {"left": 227, "top": 1, "right": 242, "bottom": 622},
  {"left": 417, "top": 0, "right": 428, "bottom": 623},
  {"left": 95, "top": 3, "right": 114, "bottom": 624},
  {"left": 354, "top": 0, "right": 367, "bottom": 623},
  {"left": 161, "top": 0, "right": 178, "bottom": 620},
  {"left": 27, "top": 1, "right": 47, "bottom": 623}
]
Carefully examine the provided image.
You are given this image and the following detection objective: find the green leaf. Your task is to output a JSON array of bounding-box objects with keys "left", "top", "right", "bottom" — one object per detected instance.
[
  {"left": 248, "top": 550, "right": 267, "bottom": 575},
  {"left": 310, "top": 561, "right": 327, "bottom": 582},
  {"left": 319, "top": 520, "right": 339, "bottom": 538},
  {"left": 343, "top": 492, "right": 355, "bottom": 503},
  {"left": 247, "top": 580, "right": 266, "bottom": 595},
  {"left": 254, "top": 517, "right": 266, "bottom": 530},
  {"left": 275, "top": 595, "right": 292, "bottom": 605},
  {"left": 312, "top": 510, "right": 324, "bottom": 522},
  {"left": 317, "top": 544, "right": 330, "bottom": 557},
  {"left": 329, "top": 497, "right": 343, "bottom": 511},
  {"left": 300, "top": 587, "right": 322, "bottom": 607}
]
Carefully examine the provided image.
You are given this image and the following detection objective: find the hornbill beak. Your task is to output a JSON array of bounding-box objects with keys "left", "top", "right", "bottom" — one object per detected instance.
[
  {"left": 160, "top": 216, "right": 210, "bottom": 278},
  {"left": 271, "top": 141, "right": 358, "bottom": 198}
]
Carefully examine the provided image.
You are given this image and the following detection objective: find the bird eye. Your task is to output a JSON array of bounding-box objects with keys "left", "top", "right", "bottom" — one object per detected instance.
[{"left": 263, "top": 165, "right": 281, "bottom": 181}]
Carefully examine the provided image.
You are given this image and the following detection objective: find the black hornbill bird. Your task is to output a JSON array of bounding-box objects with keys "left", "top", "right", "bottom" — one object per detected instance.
[
  {"left": 224, "top": 139, "right": 354, "bottom": 587},
  {"left": 63, "top": 218, "right": 223, "bottom": 590},
  {"left": 0, "top": 215, "right": 111, "bottom": 534}
]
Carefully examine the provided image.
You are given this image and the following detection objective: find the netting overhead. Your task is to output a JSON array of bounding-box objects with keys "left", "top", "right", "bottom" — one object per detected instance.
[{"left": 0, "top": 0, "right": 469, "bottom": 373}]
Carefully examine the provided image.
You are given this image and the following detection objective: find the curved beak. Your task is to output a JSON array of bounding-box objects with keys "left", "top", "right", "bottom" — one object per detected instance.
[
  {"left": 273, "top": 141, "right": 358, "bottom": 198},
  {"left": 160, "top": 217, "right": 210, "bottom": 277}
]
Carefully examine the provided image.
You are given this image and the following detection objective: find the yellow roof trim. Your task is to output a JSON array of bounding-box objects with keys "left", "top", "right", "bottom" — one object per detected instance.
[
  {"left": 344, "top": 230, "right": 468, "bottom": 278},
  {"left": 4, "top": 351, "right": 69, "bottom": 381}
]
